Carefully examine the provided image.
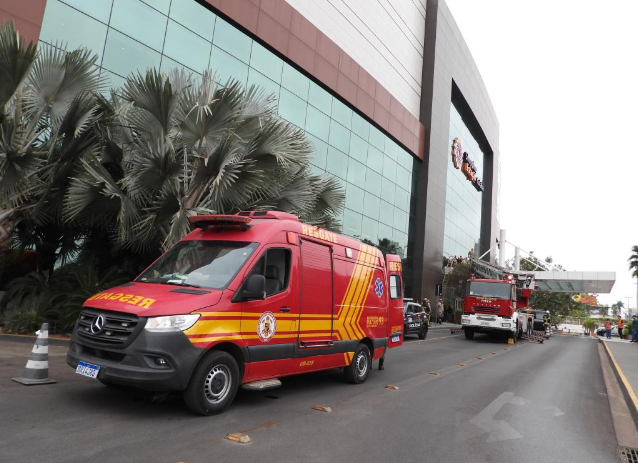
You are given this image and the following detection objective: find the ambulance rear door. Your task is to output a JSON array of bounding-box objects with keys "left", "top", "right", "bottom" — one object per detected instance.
[{"left": 386, "top": 255, "right": 404, "bottom": 348}]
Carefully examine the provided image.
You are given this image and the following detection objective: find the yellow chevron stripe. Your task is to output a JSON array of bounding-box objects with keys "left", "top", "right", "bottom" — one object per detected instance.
[
  {"left": 337, "top": 247, "right": 367, "bottom": 339},
  {"left": 347, "top": 251, "right": 374, "bottom": 339},
  {"left": 351, "top": 262, "right": 374, "bottom": 339}
]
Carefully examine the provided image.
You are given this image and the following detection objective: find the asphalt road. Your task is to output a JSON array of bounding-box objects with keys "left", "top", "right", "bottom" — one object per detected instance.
[{"left": 0, "top": 331, "right": 618, "bottom": 463}]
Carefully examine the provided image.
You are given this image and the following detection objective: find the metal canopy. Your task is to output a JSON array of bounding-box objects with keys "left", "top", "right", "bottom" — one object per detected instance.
[{"left": 530, "top": 271, "right": 616, "bottom": 294}]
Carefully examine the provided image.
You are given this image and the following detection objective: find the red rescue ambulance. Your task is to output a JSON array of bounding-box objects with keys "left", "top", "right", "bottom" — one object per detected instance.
[{"left": 67, "top": 211, "right": 405, "bottom": 415}]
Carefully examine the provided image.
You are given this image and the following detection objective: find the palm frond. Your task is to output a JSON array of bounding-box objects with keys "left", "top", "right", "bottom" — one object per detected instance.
[{"left": 0, "top": 21, "right": 37, "bottom": 110}]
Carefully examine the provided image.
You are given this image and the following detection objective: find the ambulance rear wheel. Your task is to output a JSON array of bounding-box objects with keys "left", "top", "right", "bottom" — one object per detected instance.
[
  {"left": 345, "top": 344, "right": 371, "bottom": 384},
  {"left": 464, "top": 329, "right": 474, "bottom": 340},
  {"left": 184, "top": 350, "right": 239, "bottom": 416}
]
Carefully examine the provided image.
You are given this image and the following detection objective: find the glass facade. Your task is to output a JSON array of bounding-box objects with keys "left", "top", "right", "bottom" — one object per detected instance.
[
  {"left": 444, "top": 103, "right": 484, "bottom": 259},
  {"left": 38, "top": 0, "right": 419, "bottom": 274}
]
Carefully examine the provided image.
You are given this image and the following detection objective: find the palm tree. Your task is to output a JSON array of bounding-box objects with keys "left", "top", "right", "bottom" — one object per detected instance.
[
  {"left": 629, "top": 246, "right": 638, "bottom": 314},
  {"left": 64, "top": 68, "right": 344, "bottom": 253},
  {"left": 0, "top": 21, "right": 104, "bottom": 276}
]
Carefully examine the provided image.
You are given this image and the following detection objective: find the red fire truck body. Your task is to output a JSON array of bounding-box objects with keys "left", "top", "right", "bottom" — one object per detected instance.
[{"left": 461, "top": 274, "right": 533, "bottom": 341}]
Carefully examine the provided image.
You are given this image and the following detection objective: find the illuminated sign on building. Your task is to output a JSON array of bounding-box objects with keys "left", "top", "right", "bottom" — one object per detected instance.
[{"left": 450, "top": 138, "right": 484, "bottom": 192}]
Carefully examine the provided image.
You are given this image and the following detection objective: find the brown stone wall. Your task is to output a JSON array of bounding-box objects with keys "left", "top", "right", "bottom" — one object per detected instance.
[{"left": 0, "top": 0, "right": 47, "bottom": 45}]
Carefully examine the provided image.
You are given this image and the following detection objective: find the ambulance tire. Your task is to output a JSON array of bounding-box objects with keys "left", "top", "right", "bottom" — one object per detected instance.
[
  {"left": 464, "top": 329, "right": 474, "bottom": 340},
  {"left": 344, "top": 344, "right": 371, "bottom": 384},
  {"left": 184, "top": 350, "right": 239, "bottom": 416}
]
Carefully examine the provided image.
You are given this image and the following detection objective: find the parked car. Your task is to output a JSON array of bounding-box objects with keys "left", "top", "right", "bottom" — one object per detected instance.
[
  {"left": 403, "top": 302, "right": 428, "bottom": 339},
  {"left": 596, "top": 325, "right": 620, "bottom": 337}
]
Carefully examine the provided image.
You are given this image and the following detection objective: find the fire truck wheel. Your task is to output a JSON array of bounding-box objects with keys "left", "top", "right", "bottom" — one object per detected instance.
[
  {"left": 509, "top": 332, "right": 517, "bottom": 344},
  {"left": 344, "top": 344, "right": 371, "bottom": 384},
  {"left": 184, "top": 350, "right": 239, "bottom": 416},
  {"left": 464, "top": 329, "right": 474, "bottom": 340}
]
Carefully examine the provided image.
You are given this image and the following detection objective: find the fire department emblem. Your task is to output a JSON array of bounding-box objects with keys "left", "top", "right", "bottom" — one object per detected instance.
[
  {"left": 257, "top": 311, "right": 277, "bottom": 342},
  {"left": 451, "top": 137, "right": 463, "bottom": 169},
  {"left": 374, "top": 278, "right": 384, "bottom": 298}
]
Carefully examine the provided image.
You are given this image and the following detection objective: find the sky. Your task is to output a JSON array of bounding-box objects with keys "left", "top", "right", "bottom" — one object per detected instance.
[{"left": 444, "top": 0, "right": 638, "bottom": 308}]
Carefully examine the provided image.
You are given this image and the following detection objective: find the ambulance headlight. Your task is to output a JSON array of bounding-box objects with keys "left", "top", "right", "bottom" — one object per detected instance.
[{"left": 144, "top": 314, "right": 200, "bottom": 332}]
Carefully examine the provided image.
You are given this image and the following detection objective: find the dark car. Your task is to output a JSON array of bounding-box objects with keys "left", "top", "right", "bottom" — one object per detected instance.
[{"left": 404, "top": 302, "right": 428, "bottom": 339}]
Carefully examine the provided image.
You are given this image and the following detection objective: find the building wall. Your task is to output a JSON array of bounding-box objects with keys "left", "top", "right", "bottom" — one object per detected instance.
[
  {"left": 284, "top": 0, "right": 426, "bottom": 119},
  {"left": 414, "top": 0, "right": 500, "bottom": 302},
  {"left": 0, "top": 0, "right": 47, "bottom": 44},
  {"left": 37, "top": 0, "right": 420, "bottom": 290}
]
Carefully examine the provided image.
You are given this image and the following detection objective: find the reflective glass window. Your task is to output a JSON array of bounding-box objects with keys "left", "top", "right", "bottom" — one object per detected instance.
[
  {"left": 345, "top": 184, "right": 364, "bottom": 211},
  {"left": 247, "top": 69, "right": 280, "bottom": 99},
  {"left": 40, "top": 1, "right": 108, "bottom": 58},
  {"left": 363, "top": 193, "right": 380, "bottom": 220},
  {"left": 384, "top": 137, "right": 398, "bottom": 161},
  {"left": 163, "top": 20, "right": 211, "bottom": 72},
  {"left": 210, "top": 45, "right": 248, "bottom": 86},
  {"left": 348, "top": 134, "right": 368, "bottom": 164},
  {"left": 361, "top": 216, "right": 378, "bottom": 242},
  {"left": 110, "top": 0, "right": 167, "bottom": 51},
  {"left": 331, "top": 99, "right": 352, "bottom": 130},
  {"left": 364, "top": 168, "right": 382, "bottom": 195},
  {"left": 369, "top": 126, "right": 385, "bottom": 151},
  {"left": 381, "top": 178, "right": 395, "bottom": 205},
  {"left": 366, "top": 146, "right": 383, "bottom": 174},
  {"left": 396, "top": 165, "right": 410, "bottom": 189},
  {"left": 328, "top": 120, "right": 350, "bottom": 154},
  {"left": 382, "top": 156, "right": 397, "bottom": 183},
  {"left": 213, "top": 17, "right": 252, "bottom": 63},
  {"left": 326, "top": 147, "right": 348, "bottom": 180},
  {"left": 343, "top": 209, "right": 362, "bottom": 237},
  {"left": 307, "top": 134, "right": 328, "bottom": 170},
  {"left": 102, "top": 29, "right": 161, "bottom": 78},
  {"left": 160, "top": 55, "right": 198, "bottom": 75},
  {"left": 278, "top": 89, "right": 307, "bottom": 128},
  {"left": 169, "top": 0, "right": 216, "bottom": 41},
  {"left": 308, "top": 81, "right": 332, "bottom": 115},
  {"left": 144, "top": 0, "right": 170, "bottom": 14},
  {"left": 378, "top": 222, "right": 393, "bottom": 241},
  {"left": 346, "top": 158, "right": 366, "bottom": 189},
  {"left": 379, "top": 200, "right": 394, "bottom": 227},
  {"left": 305, "top": 106, "right": 330, "bottom": 141},
  {"left": 61, "top": 0, "right": 113, "bottom": 23},
  {"left": 394, "top": 187, "right": 409, "bottom": 212},
  {"left": 281, "top": 63, "right": 309, "bottom": 100},
  {"left": 250, "top": 42, "right": 283, "bottom": 83},
  {"left": 351, "top": 112, "right": 370, "bottom": 141}
]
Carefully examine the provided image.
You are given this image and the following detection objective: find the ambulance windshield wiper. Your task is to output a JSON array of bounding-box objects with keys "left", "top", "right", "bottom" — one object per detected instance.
[{"left": 139, "top": 278, "right": 202, "bottom": 288}]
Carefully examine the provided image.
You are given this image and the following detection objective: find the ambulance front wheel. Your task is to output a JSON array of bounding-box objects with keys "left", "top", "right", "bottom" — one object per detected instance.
[
  {"left": 345, "top": 344, "right": 371, "bottom": 384},
  {"left": 184, "top": 350, "right": 239, "bottom": 416}
]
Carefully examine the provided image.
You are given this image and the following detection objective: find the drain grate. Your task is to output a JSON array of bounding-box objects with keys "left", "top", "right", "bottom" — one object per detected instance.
[{"left": 620, "top": 446, "right": 638, "bottom": 463}]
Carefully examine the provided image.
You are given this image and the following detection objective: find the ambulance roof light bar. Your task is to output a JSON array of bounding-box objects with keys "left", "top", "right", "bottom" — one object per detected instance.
[{"left": 188, "top": 215, "right": 252, "bottom": 230}]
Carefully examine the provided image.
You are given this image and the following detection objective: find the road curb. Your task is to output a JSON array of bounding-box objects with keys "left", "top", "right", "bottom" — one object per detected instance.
[
  {"left": 601, "top": 339, "right": 638, "bottom": 426},
  {"left": 0, "top": 333, "right": 70, "bottom": 347}
]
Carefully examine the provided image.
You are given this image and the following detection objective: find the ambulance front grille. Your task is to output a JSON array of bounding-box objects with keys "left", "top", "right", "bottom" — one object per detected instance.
[{"left": 77, "top": 308, "right": 140, "bottom": 346}]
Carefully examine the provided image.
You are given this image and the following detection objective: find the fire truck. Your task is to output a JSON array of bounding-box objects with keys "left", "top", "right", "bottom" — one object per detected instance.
[{"left": 460, "top": 273, "right": 535, "bottom": 342}]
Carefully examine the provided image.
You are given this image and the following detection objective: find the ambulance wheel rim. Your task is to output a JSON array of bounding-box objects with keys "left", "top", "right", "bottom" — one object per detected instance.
[
  {"left": 355, "top": 352, "right": 368, "bottom": 378},
  {"left": 204, "top": 365, "right": 231, "bottom": 404}
]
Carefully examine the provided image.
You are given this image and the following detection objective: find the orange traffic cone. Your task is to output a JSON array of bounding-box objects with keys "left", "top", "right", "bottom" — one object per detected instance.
[{"left": 12, "top": 323, "right": 57, "bottom": 385}]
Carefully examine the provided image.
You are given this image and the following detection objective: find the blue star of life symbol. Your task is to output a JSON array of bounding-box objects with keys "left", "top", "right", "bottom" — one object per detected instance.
[{"left": 375, "top": 278, "right": 384, "bottom": 297}]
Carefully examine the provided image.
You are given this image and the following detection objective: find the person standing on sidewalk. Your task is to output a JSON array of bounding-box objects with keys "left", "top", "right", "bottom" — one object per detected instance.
[
  {"left": 437, "top": 298, "right": 444, "bottom": 325},
  {"left": 631, "top": 316, "right": 638, "bottom": 342},
  {"left": 617, "top": 316, "right": 625, "bottom": 340},
  {"left": 604, "top": 319, "right": 612, "bottom": 339}
]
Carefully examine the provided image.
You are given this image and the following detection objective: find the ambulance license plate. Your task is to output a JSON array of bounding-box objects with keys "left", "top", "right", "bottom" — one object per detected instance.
[
  {"left": 76, "top": 361, "right": 100, "bottom": 379},
  {"left": 391, "top": 335, "right": 400, "bottom": 343}
]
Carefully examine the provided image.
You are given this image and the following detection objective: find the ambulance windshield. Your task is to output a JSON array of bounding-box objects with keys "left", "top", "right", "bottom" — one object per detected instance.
[
  {"left": 137, "top": 241, "right": 258, "bottom": 290},
  {"left": 466, "top": 282, "right": 511, "bottom": 299}
]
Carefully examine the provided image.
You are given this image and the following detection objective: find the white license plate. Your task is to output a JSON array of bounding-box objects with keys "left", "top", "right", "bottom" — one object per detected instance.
[
  {"left": 481, "top": 322, "right": 490, "bottom": 326},
  {"left": 76, "top": 361, "right": 100, "bottom": 379},
  {"left": 409, "top": 323, "right": 419, "bottom": 328},
  {"left": 391, "top": 335, "right": 400, "bottom": 343}
]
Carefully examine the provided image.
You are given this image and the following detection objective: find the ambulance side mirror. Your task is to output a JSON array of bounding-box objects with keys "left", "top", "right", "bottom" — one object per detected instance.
[{"left": 242, "top": 274, "right": 266, "bottom": 301}]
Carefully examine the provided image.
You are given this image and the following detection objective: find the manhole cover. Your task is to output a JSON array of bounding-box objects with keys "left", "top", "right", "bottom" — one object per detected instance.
[{"left": 620, "top": 446, "right": 638, "bottom": 463}]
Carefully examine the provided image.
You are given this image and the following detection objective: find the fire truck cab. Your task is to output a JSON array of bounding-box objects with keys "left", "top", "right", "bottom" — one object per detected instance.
[{"left": 67, "top": 211, "right": 404, "bottom": 415}]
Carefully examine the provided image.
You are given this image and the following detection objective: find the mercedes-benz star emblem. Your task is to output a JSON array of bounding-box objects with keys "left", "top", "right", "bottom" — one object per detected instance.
[{"left": 90, "top": 314, "right": 105, "bottom": 334}]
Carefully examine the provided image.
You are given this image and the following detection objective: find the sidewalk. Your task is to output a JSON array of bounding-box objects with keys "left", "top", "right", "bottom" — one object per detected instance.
[
  {"left": 428, "top": 322, "right": 459, "bottom": 330},
  {"left": 600, "top": 338, "right": 638, "bottom": 422}
]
